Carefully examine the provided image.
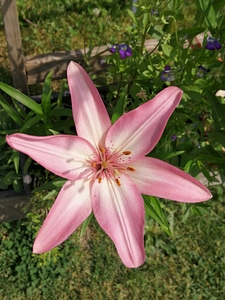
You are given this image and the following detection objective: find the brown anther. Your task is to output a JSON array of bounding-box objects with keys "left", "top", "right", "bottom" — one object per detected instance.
[
  {"left": 91, "top": 162, "right": 96, "bottom": 168},
  {"left": 98, "top": 177, "right": 102, "bottom": 183},
  {"left": 100, "top": 147, "right": 106, "bottom": 153},
  {"left": 127, "top": 166, "right": 135, "bottom": 171},
  {"left": 115, "top": 178, "right": 121, "bottom": 186},
  {"left": 123, "top": 151, "right": 132, "bottom": 155}
]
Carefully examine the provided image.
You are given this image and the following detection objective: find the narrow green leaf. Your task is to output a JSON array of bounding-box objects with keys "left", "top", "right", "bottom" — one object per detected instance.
[
  {"left": 20, "top": 114, "right": 43, "bottom": 132},
  {"left": 12, "top": 150, "right": 20, "bottom": 174},
  {"left": 153, "top": 150, "right": 185, "bottom": 160},
  {"left": 127, "top": 9, "right": 138, "bottom": 26},
  {"left": 198, "top": 0, "right": 217, "bottom": 29},
  {"left": 0, "top": 82, "right": 43, "bottom": 114},
  {"left": 0, "top": 94, "right": 23, "bottom": 126},
  {"left": 80, "top": 213, "right": 93, "bottom": 237},
  {"left": 143, "top": 195, "right": 172, "bottom": 236},
  {"left": 33, "top": 177, "right": 66, "bottom": 192},
  {"left": 42, "top": 71, "right": 53, "bottom": 115},
  {"left": 111, "top": 87, "right": 127, "bottom": 124}
]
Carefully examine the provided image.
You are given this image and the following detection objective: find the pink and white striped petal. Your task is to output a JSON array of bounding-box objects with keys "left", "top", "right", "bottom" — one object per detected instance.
[
  {"left": 126, "top": 157, "right": 212, "bottom": 202},
  {"left": 91, "top": 174, "right": 145, "bottom": 268},
  {"left": 6, "top": 133, "right": 96, "bottom": 180},
  {"left": 67, "top": 62, "right": 111, "bottom": 148},
  {"left": 105, "top": 87, "right": 182, "bottom": 162},
  {"left": 33, "top": 178, "right": 92, "bottom": 253}
]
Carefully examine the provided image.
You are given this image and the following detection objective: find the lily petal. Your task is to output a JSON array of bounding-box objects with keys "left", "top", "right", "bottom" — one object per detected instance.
[
  {"left": 126, "top": 157, "right": 212, "bottom": 202},
  {"left": 33, "top": 179, "right": 92, "bottom": 253},
  {"left": 67, "top": 62, "right": 111, "bottom": 148},
  {"left": 6, "top": 133, "right": 96, "bottom": 180},
  {"left": 91, "top": 174, "right": 145, "bottom": 268},
  {"left": 105, "top": 87, "right": 182, "bottom": 162}
]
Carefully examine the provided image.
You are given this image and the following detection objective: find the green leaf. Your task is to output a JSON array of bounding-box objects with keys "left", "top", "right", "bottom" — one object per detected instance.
[
  {"left": 197, "top": 0, "right": 217, "bottom": 29},
  {"left": 0, "top": 94, "right": 23, "bottom": 126},
  {"left": 0, "top": 82, "right": 43, "bottom": 114},
  {"left": 161, "top": 44, "right": 177, "bottom": 60},
  {"left": 143, "top": 195, "right": 172, "bottom": 236},
  {"left": 153, "top": 150, "right": 185, "bottom": 160},
  {"left": 33, "top": 177, "right": 66, "bottom": 192},
  {"left": 3, "top": 170, "right": 17, "bottom": 185},
  {"left": 127, "top": 9, "right": 138, "bottom": 26},
  {"left": 20, "top": 114, "right": 43, "bottom": 132},
  {"left": 12, "top": 150, "right": 20, "bottom": 174},
  {"left": 207, "top": 93, "right": 225, "bottom": 130},
  {"left": 111, "top": 87, "right": 127, "bottom": 124},
  {"left": 42, "top": 71, "right": 53, "bottom": 115},
  {"left": 80, "top": 213, "right": 93, "bottom": 237},
  {"left": 22, "top": 156, "right": 33, "bottom": 174},
  {"left": 13, "top": 178, "right": 23, "bottom": 192}
]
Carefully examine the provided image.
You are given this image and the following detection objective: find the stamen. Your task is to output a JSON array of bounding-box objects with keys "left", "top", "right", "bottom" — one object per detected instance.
[
  {"left": 115, "top": 178, "right": 121, "bottom": 186},
  {"left": 127, "top": 166, "right": 135, "bottom": 171},
  {"left": 123, "top": 151, "right": 132, "bottom": 155},
  {"left": 100, "top": 147, "right": 106, "bottom": 153},
  {"left": 91, "top": 162, "right": 96, "bottom": 168},
  {"left": 98, "top": 177, "right": 102, "bottom": 183}
]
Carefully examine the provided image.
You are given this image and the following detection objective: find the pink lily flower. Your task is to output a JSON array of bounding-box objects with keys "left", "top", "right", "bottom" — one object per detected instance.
[{"left": 6, "top": 62, "right": 212, "bottom": 268}]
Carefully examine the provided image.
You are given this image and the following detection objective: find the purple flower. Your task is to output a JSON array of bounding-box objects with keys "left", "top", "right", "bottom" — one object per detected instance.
[
  {"left": 171, "top": 135, "right": 177, "bottom": 142},
  {"left": 118, "top": 44, "right": 132, "bottom": 59},
  {"left": 160, "top": 66, "right": 175, "bottom": 82},
  {"left": 109, "top": 44, "right": 118, "bottom": 53},
  {"left": 205, "top": 37, "right": 222, "bottom": 50},
  {"left": 109, "top": 43, "right": 132, "bottom": 59},
  {"left": 196, "top": 66, "right": 210, "bottom": 78}
]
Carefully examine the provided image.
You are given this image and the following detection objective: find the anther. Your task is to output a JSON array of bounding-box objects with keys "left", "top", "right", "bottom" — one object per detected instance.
[
  {"left": 98, "top": 177, "right": 102, "bottom": 183},
  {"left": 115, "top": 178, "right": 121, "bottom": 186},
  {"left": 123, "top": 151, "right": 132, "bottom": 155},
  {"left": 127, "top": 166, "right": 135, "bottom": 171},
  {"left": 100, "top": 147, "right": 106, "bottom": 153}
]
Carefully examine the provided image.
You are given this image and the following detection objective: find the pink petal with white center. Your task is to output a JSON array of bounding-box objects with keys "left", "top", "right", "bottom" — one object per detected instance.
[
  {"left": 126, "top": 157, "right": 212, "bottom": 202},
  {"left": 105, "top": 87, "right": 182, "bottom": 162},
  {"left": 33, "top": 178, "right": 92, "bottom": 253},
  {"left": 91, "top": 174, "right": 145, "bottom": 268},
  {"left": 67, "top": 62, "right": 111, "bottom": 148},
  {"left": 6, "top": 133, "right": 96, "bottom": 180}
]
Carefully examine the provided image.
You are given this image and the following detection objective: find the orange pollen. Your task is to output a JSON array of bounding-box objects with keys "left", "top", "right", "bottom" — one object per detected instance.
[
  {"left": 127, "top": 166, "right": 135, "bottom": 171},
  {"left": 100, "top": 147, "right": 106, "bottom": 153},
  {"left": 123, "top": 151, "right": 132, "bottom": 155},
  {"left": 91, "top": 162, "right": 97, "bottom": 168},
  {"left": 115, "top": 178, "right": 121, "bottom": 186},
  {"left": 98, "top": 176, "right": 102, "bottom": 183}
]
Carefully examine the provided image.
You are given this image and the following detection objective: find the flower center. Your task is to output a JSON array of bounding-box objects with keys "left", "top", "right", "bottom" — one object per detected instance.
[{"left": 89, "top": 147, "right": 135, "bottom": 186}]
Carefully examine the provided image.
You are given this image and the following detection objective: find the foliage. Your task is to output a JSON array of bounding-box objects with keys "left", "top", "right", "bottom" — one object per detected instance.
[
  {"left": 0, "top": 73, "right": 73, "bottom": 191},
  {"left": 0, "top": 186, "right": 225, "bottom": 299},
  {"left": 14, "top": 0, "right": 132, "bottom": 55}
]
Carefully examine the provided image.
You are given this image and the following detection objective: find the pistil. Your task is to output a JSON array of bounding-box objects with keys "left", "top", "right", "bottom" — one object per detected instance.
[{"left": 89, "top": 147, "right": 135, "bottom": 186}]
